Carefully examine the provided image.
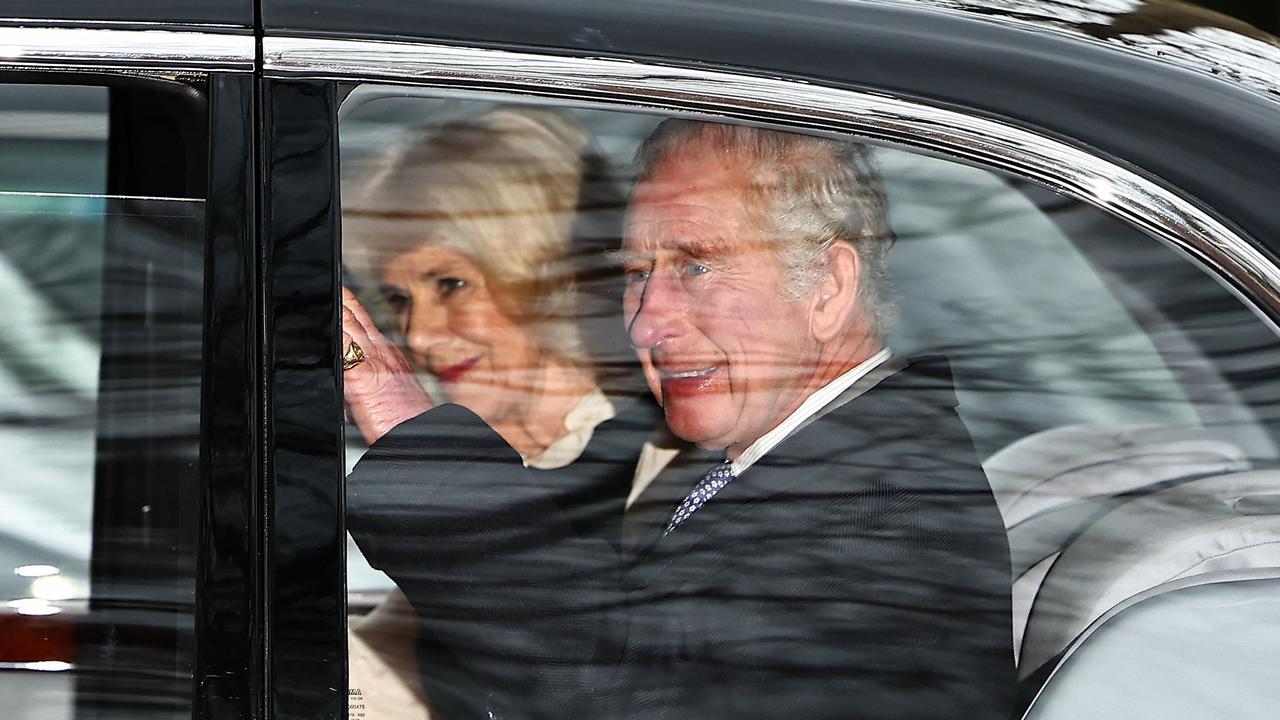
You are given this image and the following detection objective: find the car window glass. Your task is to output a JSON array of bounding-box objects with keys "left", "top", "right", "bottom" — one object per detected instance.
[
  {"left": 0, "top": 83, "right": 205, "bottom": 720},
  {"left": 337, "top": 86, "right": 1280, "bottom": 719}
]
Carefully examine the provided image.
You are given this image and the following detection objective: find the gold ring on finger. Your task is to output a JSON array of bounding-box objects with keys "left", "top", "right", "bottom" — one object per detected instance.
[{"left": 342, "top": 340, "right": 366, "bottom": 371}]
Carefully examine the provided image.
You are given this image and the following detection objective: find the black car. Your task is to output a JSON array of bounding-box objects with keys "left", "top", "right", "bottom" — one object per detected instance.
[{"left": 1, "top": 1, "right": 1278, "bottom": 718}]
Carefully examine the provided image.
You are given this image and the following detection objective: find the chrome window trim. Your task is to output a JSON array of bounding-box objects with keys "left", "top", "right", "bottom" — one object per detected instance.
[
  {"left": 0, "top": 190, "right": 207, "bottom": 203},
  {"left": 0, "top": 27, "right": 254, "bottom": 72},
  {"left": 0, "top": 18, "right": 244, "bottom": 29},
  {"left": 264, "top": 36, "right": 1280, "bottom": 333}
]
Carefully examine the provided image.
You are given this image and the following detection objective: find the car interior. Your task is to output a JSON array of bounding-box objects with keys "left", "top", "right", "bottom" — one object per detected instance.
[{"left": 338, "top": 88, "right": 1280, "bottom": 713}]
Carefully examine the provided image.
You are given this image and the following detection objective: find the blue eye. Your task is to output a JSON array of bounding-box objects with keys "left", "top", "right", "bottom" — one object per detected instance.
[
  {"left": 685, "top": 262, "right": 710, "bottom": 277},
  {"left": 625, "top": 267, "right": 651, "bottom": 285}
]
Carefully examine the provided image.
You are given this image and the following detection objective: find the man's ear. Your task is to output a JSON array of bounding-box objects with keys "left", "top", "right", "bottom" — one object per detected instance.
[{"left": 808, "top": 243, "right": 861, "bottom": 343}]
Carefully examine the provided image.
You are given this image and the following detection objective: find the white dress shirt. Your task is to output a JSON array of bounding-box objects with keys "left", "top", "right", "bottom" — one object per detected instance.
[
  {"left": 628, "top": 348, "right": 893, "bottom": 505},
  {"left": 730, "top": 347, "right": 892, "bottom": 475}
]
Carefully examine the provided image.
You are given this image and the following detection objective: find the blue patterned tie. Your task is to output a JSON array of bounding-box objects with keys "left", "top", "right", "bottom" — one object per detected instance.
[{"left": 665, "top": 460, "right": 736, "bottom": 536}]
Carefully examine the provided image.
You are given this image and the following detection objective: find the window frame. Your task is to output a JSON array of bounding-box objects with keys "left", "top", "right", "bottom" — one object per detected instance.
[
  {"left": 256, "top": 34, "right": 1280, "bottom": 720},
  {"left": 0, "top": 24, "right": 260, "bottom": 720},
  {"left": 264, "top": 37, "right": 1280, "bottom": 333}
]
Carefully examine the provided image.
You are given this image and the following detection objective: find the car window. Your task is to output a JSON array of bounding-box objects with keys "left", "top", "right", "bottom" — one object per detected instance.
[
  {"left": 0, "top": 82, "right": 206, "bottom": 720},
  {"left": 336, "top": 87, "right": 1280, "bottom": 718}
]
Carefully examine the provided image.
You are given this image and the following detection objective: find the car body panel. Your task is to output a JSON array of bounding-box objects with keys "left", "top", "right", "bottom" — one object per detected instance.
[{"left": 0, "top": 2, "right": 1277, "bottom": 719}]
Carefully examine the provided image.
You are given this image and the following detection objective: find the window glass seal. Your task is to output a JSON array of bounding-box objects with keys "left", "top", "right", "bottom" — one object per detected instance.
[{"left": 0, "top": 26, "right": 254, "bottom": 72}]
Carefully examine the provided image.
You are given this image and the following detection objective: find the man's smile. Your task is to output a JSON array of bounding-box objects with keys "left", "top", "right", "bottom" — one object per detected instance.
[{"left": 659, "top": 365, "right": 718, "bottom": 380}]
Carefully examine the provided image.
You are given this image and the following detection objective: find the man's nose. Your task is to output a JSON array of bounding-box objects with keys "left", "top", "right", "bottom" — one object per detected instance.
[{"left": 627, "top": 271, "right": 685, "bottom": 349}]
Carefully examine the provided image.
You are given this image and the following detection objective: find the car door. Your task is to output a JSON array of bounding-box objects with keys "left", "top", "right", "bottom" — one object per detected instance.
[
  {"left": 6, "top": 2, "right": 1277, "bottom": 719},
  {"left": 257, "top": 2, "right": 1280, "bottom": 718},
  {"left": 0, "top": 20, "right": 259, "bottom": 720}
]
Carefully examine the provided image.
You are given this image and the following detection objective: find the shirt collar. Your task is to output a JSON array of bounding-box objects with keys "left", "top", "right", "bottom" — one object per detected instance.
[
  {"left": 524, "top": 387, "right": 616, "bottom": 470},
  {"left": 729, "top": 347, "right": 892, "bottom": 476}
]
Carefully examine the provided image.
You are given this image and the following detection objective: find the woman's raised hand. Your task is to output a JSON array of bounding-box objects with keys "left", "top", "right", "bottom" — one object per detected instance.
[{"left": 342, "top": 286, "right": 434, "bottom": 445}]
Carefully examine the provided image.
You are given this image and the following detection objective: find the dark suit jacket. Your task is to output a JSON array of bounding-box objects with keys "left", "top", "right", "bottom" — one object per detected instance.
[{"left": 347, "top": 359, "right": 1015, "bottom": 719}]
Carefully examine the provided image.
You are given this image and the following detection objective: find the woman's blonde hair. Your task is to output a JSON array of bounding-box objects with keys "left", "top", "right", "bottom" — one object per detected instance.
[{"left": 344, "top": 107, "right": 625, "bottom": 371}]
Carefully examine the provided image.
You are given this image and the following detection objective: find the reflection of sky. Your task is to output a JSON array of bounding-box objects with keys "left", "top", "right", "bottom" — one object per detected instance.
[
  {"left": 0, "top": 195, "right": 103, "bottom": 602},
  {"left": 885, "top": 1, "right": 1280, "bottom": 104},
  {"left": 913, "top": 0, "right": 1141, "bottom": 26},
  {"left": 1120, "top": 27, "right": 1280, "bottom": 103},
  {"left": 0, "top": 195, "right": 204, "bottom": 604}
]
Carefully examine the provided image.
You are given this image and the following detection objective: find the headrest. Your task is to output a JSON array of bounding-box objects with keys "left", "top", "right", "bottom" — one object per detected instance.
[{"left": 985, "top": 423, "right": 1250, "bottom": 528}]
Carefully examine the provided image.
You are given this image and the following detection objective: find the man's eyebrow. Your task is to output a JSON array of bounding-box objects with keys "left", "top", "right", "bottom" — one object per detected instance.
[
  {"left": 606, "top": 239, "right": 731, "bottom": 267},
  {"left": 673, "top": 237, "right": 731, "bottom": 261},
  {"left": 607, "top": 249, "right": 649, "bottom": 267}
]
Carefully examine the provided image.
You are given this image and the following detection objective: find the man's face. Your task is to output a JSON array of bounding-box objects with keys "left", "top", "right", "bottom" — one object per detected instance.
[{"left": 622, "top": 148, "right": 820, "bottom": 453}]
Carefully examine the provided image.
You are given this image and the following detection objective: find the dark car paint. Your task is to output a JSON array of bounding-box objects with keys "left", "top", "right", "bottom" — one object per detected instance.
[
  {"left": 260, "top": 79, "right": 346, "bottom": 720},
  {"left": 0, "top": 0, "right": 252, "bottom": 27},
  {"left": 199, "top": 73, "right": 262, "bottom": 720}
]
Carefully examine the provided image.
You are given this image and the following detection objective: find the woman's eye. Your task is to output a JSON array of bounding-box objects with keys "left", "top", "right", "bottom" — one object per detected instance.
[
  {"left": 382, "top": 291, "right": 409, "bottom": 312},
  {"left": 437, "top": 277, "right": 466, "bottom": 296}
]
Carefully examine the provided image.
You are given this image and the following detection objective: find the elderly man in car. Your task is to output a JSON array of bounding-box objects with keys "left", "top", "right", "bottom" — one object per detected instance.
[
  {"left": 612, "top": 119, "right": 1014, "bottom": 718},
  {"left": 346, "top": 119, "right": 1014, "bottom": 720}
]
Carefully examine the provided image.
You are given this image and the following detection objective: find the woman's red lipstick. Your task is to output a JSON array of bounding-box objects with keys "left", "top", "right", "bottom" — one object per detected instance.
[{"left": 436, "top": 357, "right": 478, "bottom": 384}]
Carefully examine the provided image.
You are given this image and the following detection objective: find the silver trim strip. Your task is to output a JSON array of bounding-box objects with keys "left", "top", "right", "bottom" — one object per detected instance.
[
  {"left": 0, "top": 18, "right": 244, "bottom": 29},
  {"left": 264, "top": 36, "right": 1280, "bottom": 330},
  {"left": 0, "top": 190, "right": 205, "bottom": 203},
  {"left": 0, "top": 27, "right": 253, "bottom": 72}
]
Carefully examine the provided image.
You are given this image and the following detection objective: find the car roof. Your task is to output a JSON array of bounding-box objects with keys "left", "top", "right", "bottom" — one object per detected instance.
[
  {"left": 257, "top": 0, "right": 1280, "bottom": 106},
  {"left": 884, "top": 0, "right": 1280, "bottom": 106},
  {"left": 5, "top": 1, "right": 1279, "bottom": 260},
  {"left": 4, "top": 1, "right": 1274, "bottom": 109},
  {"left": 255, "top": 0, "right": 1280, "bottom": 260}
]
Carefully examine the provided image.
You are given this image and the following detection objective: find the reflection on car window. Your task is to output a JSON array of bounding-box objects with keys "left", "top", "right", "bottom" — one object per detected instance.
[
  {"left": 0, "top": 84, "right": 204, "bottom": 720},
  {"left": 338, "top": 88, "right": 1280, "bottom": 720}
]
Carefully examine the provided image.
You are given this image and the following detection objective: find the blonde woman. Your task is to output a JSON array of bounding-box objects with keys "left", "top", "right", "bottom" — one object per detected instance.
[{"left": 342, "top": 107, "right": 657, "bottom": 719}]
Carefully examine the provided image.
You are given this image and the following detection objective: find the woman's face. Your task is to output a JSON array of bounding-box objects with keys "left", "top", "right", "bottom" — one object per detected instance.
[{"left": 379, "top": 244, "right": 542, "bottom": 423}]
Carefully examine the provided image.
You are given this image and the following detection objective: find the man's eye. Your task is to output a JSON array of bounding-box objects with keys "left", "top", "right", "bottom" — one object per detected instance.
[
  {"left": 437, "top": 277, "right": 466, "bottom": 296},
  {"left": 625, "top": 267, "right": 651, "bottom": 285},
  {"left": 684, "top": 262, "right": 710, "bottom": 277}
]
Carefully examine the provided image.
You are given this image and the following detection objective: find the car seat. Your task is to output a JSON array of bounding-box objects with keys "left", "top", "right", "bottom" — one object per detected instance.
[
  {"left": 1017, "top": 470, "right": 1280, "bottom": 678},
  {"left": 1022, "top": 573, "right": 1280, "bottom": 720}
]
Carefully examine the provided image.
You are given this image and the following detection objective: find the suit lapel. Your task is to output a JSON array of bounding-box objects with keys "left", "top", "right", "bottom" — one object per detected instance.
[
  {"left": 621, "top": 442, "right": 719, "bottom": 560},
  {"left": 623, "top": 357, "right": 911, "bottom": 589}
]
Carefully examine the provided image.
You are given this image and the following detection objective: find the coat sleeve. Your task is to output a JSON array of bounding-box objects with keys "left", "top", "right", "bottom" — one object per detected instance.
[{"left": 346, "top": 403, "right": 625, "bottom": 719}]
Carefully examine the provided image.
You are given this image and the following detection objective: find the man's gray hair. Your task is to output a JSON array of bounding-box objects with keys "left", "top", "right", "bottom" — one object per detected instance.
[{"left": 634, "top": 120, "right": 896, "bottom": 333}]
